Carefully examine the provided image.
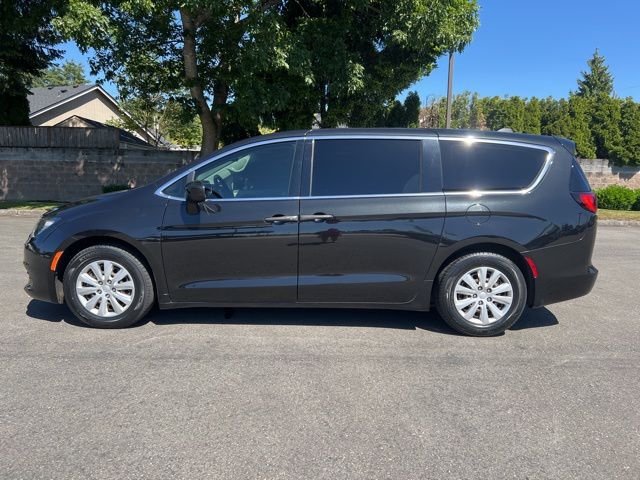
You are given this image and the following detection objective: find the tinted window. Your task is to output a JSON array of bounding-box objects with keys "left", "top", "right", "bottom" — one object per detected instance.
[
  {"left": 570, "top": 158, "right": 592, "bottom": 192},
  {"left": 440, "top": 140, "right": 548, "bottom": 191},
  {"left": 163, "top": 175, "right": 188, "bottom": 198},
  {"left": 193, "top": 142, "right": 296, "bottom": 199},
  {"left": 311, "top": 139, "right": 421, "bottom": 196}
]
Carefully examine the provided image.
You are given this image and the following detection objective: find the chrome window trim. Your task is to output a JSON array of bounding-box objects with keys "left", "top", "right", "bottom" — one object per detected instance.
[
  {"left": 155, "top": 133, "right": 555, "bottom": 201},
  {"left": 154, "top": 136, "right": 305, "bottom": 200},
  {"left": 437, "top": 136, "right": 555, "bottom": 196}
]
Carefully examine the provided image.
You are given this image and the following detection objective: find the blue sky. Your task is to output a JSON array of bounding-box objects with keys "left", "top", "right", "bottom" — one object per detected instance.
[{"left": 60, "top": 0, "right": 640, "bottom": 102}]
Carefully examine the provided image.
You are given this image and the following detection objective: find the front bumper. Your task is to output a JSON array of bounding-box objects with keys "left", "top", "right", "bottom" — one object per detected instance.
[{"left": 24, "top": 240, "right": 62, "bottom": 304}]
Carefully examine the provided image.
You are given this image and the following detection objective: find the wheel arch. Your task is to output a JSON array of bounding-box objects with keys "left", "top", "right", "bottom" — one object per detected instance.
[
  {"left": 53, "top": 234, "right": 159, "bottom": 301},
  {"left": 430, "top": 242, "right": 535, "bottom": 307}
]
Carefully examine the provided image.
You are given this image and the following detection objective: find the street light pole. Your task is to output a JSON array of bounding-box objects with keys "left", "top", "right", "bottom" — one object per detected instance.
[{"left": 445, "top": 50, "right": 454, "bottom": 129}]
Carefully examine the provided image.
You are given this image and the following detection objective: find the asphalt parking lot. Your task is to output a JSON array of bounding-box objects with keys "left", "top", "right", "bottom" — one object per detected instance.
[{"left": 1, "top": 216, "right": 638, "bottom": 479}]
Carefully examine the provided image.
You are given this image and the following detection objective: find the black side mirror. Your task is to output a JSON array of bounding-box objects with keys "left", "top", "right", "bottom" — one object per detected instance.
[
  {"left": 185, "top": 181, "right": 206, "bottom": 214},
  {"left": 186, "top": 181, "right": 207, "bottom": 203},
  {"left": 185, "top": 181, "right": 221, "bottom": 215}
]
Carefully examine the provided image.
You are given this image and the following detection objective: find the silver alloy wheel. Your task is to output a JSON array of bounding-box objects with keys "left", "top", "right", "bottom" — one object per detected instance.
[
  {"left": 453, "top": 266, "right": 514, "bottom": 326},
  {"left": 75, "top": 260, "right": 135, "bottom": 318}
]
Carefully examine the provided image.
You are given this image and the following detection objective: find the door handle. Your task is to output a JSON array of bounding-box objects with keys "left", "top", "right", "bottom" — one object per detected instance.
[
  {"left": 264, "top": 215, "right": 299, "bottom": 225},
  {"left": 300, "top": 213, "right": 336, "bottom": 223}
]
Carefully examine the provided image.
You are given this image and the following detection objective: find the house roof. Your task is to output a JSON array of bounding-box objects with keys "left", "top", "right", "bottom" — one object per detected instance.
[
  {"left": 28, "top": 84, "right": 97, "bottom": 116},
  {"left": 27, "top": 84, "right": 175, "bottom": 148},
  {"left": 56, "top": 115, "right": 154, "bottom": 148}
]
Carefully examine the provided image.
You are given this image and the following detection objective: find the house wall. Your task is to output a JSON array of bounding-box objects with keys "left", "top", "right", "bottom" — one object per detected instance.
[
  {"left": 0, "top": 147, "right": 196, "bottom": 201},
  {"left": 30, "top": 90, "right": 123, "bottom": 127},
  {"left": 29, "top": 90, "right": 154, "bottom": 143}
]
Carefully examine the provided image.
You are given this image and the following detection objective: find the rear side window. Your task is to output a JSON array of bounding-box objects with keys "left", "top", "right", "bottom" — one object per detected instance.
[
  {"left": 570, "top": 158, "right": 592, "bottom": 192},
  {"left": 440, "top": 140, "right": 548, "bottom": 191},
  {"left": 311, "top": 139, "right": 421, "bottom": 196}
]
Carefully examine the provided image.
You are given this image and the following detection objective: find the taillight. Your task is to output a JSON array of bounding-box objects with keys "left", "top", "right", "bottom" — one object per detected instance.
[{"left": 572, "top": 192, "right": 597, "bottom": 213}]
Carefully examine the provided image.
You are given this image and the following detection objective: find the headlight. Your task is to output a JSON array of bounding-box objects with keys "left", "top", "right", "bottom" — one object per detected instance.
[{"left": 31, "top": 216, "right": 61, "bottom": 238}]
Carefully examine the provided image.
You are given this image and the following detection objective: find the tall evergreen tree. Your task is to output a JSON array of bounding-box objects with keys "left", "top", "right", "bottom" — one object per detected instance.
[
  {"left": 590, "top": 94, "right": 624, "bottom": 161},
  {"left": 523, "top": 98, "right": 541, "bottom": 135},
  {"left": 619, "top": 98, "right": 640, "bottom": 164},
  {"left": 576, "top": 49, "right": 614, "bottom": 98},
  {"left": 0, "top": 0, "right": 67, "bottom": 125},
  {"left": 403, "top": 91, "right": 421, "bottom": 128}
]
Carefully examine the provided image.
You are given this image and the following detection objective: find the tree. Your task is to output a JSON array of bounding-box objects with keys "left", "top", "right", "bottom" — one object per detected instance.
[
  {"left": 108, "top": 95, "right": 202, "bottom": 149},
  {"left": 403, "top": 91, "right": 421, "bottom": 128},
  {"left": 469, "top": 93, "right": 486, "bottom": 130},
  {"left": 522, "top": 97, "right": 541, "bottom": 135},
  {"left": 576, "top": 49, "right": 614, "bottom": 98},
  {"left": 385, "top": 101, "right": 407, "bottom": 127},
  {"left": 0, "top": 0, "right": 67, "bottom": 125},
  {"left": 543, "top": 96, "right": 596, "bottom": 158},
  {"left": 590, "top": 94, "right": 624, "bottom": 161},
  {"left": 619, "top": 98, "right": 640, "bottom": 164},
  {"left": 450, "top": 91, "right": 471, "bottom": 129},
  {"left": 56, "top": 0, "right": 479, "bottom": 155},
  {"left": 32, "top": 60, "right": 88, "bottom": 87},
  {"left": 419, "top": 97, "right": 445, "bottom": 128},
  {"left": 379, "top": 91, "right": 421, "bottom": 128}
]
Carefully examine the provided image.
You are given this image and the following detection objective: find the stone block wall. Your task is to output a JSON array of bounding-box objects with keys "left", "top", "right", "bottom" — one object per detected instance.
[
  {"left": 1, "top": 148, "right": 638, "bottom": 202},
  {"left": 0, "top": 147, "right": 197, "bottom": 201},
  {"left": 578, "top": 159, "right": 640, "bottom": 189}
]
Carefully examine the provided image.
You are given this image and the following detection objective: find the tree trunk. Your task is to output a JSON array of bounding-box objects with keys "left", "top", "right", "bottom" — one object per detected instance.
[
  {"left": 180, "top": 8, "right": 218, "bottom": 156},
  {"left": 212, "top": 79, "right": 228, "bottom": 146}
]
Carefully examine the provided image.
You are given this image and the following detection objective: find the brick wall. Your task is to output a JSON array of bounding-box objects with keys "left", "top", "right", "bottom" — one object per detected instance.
[
  {"left": 0, "top": 147, "right": 197, "bottom": 201},
  {"left": 578, "top": 159, "right": 640, "bottom": 190}
]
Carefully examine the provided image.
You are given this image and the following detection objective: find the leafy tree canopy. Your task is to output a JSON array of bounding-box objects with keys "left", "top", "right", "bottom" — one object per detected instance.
[
  {"left": 32, "top": 60, "right": 89, "bottom": 87},
  {"left": 55, "top": 0, "right": 479, "bottom": 154}
]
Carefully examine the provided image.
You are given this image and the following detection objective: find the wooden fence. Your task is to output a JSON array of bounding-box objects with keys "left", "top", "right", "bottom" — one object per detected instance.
[{"left": 0, "top": 126, "right": 120, "bottom": 148}]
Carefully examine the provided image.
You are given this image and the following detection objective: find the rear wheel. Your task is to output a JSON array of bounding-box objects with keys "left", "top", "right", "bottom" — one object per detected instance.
[
  {"left": 435, "top": 252, "right": 527, "bottom": 336},
  {"left": 63, "top": 245, "right": 154, "bottom": 328}
]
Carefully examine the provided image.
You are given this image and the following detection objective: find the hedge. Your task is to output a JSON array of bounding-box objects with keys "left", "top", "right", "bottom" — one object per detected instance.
[{"left": 595, "top": 185, "right": 640, "bottom": 210}]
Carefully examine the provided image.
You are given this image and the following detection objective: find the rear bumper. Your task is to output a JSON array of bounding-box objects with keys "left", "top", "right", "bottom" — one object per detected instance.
[
  {"left": 526, "top": 231, "right": 597, "bottom": 308},
  {"left": 24, "top": 240, "right": 62, "bottom": 304},
  {"left": 531, "top": 263, "right": 597, "bottom": 308}
]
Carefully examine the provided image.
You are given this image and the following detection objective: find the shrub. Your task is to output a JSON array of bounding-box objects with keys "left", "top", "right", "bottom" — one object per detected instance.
[
  {"left": 102, "top": 184, "right": 130, "bottom": 194},
  {"left": 595, "top": 185, "right": 637, "bottom": 210},
  {"left": 634, "top": 189, "right": 640, "bottom": 211}
]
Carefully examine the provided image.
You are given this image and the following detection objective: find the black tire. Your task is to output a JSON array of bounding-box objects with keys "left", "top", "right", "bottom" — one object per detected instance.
[
  {"left": 63, "top": 245, "right": 155, "bottom": 328},
  {"left": 435, "top": 252, "right": 527, "bottom": 336}
]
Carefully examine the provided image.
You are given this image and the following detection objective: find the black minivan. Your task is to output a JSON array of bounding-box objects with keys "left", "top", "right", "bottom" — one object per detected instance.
[{"left": 24, "top": 129, "right": 598, "bottom": 336}]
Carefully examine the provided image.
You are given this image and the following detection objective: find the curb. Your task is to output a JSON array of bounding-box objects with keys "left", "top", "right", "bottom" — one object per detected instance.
[
  {"left": 598, "top": 219, "right": 640, "bottom": 227},
  {"left": 0, "top": 209, "right": 46, "bottom": 217}
]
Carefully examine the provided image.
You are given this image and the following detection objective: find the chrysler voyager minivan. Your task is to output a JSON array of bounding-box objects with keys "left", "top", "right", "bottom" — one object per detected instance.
[{"left": 24, "top": 129, "right": 598, "bottom": 336}]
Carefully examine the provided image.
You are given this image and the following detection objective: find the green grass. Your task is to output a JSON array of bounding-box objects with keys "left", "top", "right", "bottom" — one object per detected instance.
[
  {"left": 598, "top": 209, "right": 640, "bottom": 221},
  {"left": 0, "top": 200, "right": 63, "bottom": 211}
]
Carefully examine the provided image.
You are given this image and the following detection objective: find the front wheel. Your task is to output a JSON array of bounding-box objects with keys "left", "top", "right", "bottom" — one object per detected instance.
[
  {"left": 63, "top": 245, "right": 155, "bottom": 328},
  {"left": 435, "top": 252, "right": 527, "bottom": 336}
]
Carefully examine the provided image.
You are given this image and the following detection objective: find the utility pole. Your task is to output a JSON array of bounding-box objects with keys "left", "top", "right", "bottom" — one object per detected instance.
[{"left": 445, "top": 51, "right": 454, "bottom": 128}]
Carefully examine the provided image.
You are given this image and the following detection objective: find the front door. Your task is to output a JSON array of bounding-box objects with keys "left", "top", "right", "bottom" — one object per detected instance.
[
  {"left": 297, "top": 137, "right": 445, "bottom": 304},
  {"left": 161, "top": 140, "right": 302, "bottom": 304}
]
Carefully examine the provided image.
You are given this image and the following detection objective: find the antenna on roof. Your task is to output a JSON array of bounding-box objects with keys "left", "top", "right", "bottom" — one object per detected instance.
[{"left": 497, "top": 128, "right": 513, "bottom": 132}]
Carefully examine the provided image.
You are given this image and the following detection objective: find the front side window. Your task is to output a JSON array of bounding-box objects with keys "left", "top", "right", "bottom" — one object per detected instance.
[
  {"left": 311, "top": 139, "right": 421, "bottom": 196},
  {"left": 440, "top": 140, "right": 549, "bottom": 192},
  {"left": 165, "top": 141, "right": 297, "bottom": 199}
]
